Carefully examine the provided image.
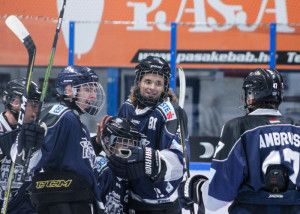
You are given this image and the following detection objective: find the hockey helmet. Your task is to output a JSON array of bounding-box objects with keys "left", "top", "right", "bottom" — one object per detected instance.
[
  {"left": 243, "top": 68, "right": 283, "bottom": 111},
  {"left": 101, "top": 117, "right": 148, "bottom": 158},
  {"left": 2, "top": 78, "right": 41, "bottom": 110},
  {"left": 134, "top": 56, "right": 170, "bottom": 106},
  {"left": 56, "top": 65, "right": 105, "bottom": 115}
]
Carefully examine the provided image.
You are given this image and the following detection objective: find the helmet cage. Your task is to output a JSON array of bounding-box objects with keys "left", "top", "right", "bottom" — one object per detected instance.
[
  {"left": 56, "top": 65, "right": 105, "bottom": 115},
  {"left": 102, "top": 135, "right": 144, "bottom": 158},
  {"left": 72, "top": 82, "right": 105, "bottom": 116},
  {"left": 101, "top": 117, "right": 147, "bottom": 158},
  {"left": 134, "top": 56, "right": 171, "bottom": 107},
  {"left": 135, "top": 70, "right": 169, "bottom": 107}
]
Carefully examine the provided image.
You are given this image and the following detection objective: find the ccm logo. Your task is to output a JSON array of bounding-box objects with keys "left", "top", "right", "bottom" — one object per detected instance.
[{"left": 199, "top": 142, "right": 215, "bottom": 159}]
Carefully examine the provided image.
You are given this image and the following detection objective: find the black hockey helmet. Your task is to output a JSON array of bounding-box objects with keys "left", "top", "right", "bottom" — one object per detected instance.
[
  {"left": 243, "top": 68, "right": 283, "bottom": 111},
  {"left": 101, "top": 117, "right": 148, "bottom": 158},
  {"left": 134, "top": 56, "right": 170, "bottom": 106},
  {"left": 2, "top": 78, "right": 41, "bottom": 108},
  {"left": 56, "top": 65, "right": 105, "bottom": 115}
]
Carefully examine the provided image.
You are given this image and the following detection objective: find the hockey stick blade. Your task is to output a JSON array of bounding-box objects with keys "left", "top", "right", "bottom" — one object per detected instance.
[
  {"left": 5, "top": 15, "right": 36, "bottom": 55},
  {"left": 178, "top": 67, "right": 186, "bottom": 108},
  {"left": 5, "top": 15, "right": 29, "bottom": 42}
]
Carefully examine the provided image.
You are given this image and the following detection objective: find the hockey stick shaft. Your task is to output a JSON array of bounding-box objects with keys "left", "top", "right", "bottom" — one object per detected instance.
[
  {"left": 178, "top": 67, "right": 186, "bottom": 109},
  {"left": 2, "top": 15, "right": 37, "bottom": 214},
  {"left": 40, "top": 0, "right": 66, "bottom": 104},
  {"left": 22, "top": 0, "right": 67, "bottom": 181},
  {"left": 177, "top": 67, "right": 194, "bottom": 214}
]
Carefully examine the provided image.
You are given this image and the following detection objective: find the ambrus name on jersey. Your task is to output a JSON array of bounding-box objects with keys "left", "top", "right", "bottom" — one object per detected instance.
[{"left": 260, "top": 132, "right": 300, "bottom": 149}]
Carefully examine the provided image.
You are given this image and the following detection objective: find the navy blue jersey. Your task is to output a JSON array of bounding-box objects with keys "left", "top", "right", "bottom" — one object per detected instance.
[
  {"left": 0, "top": 113, "right": 35, "bottom": 213},
  {"left": 118, "top": 99, "right": 184, "bottom": 204},
  {"left": 95, "top": 152, "right": 129, "bottom": 214},
  {"left": 35, "top": 104, "right": 101, "bottom": 200},
  {"left": 202, "top": 109, "right": 300, "bottom": 213}
]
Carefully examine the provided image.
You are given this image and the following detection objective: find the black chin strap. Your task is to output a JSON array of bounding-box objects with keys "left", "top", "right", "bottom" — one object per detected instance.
[{"left": 61, "top": 96, "right": 84, "bottom": 115}]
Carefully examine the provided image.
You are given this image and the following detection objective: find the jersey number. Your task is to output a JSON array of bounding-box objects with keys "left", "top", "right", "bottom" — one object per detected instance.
[
  {"left": 148, "top": 117, "right": 157, "bottom": 130},
  {"left": 262, "top": 148, "right": 299, "bottom": 184}
]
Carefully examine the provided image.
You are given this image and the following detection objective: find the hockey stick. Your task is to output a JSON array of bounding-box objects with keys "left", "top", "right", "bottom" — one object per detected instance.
[
  {"left": 178, "top": 67, "right": 186, "bottom": 109},
  {"left": 2, "top": 15, "right": 36, "bottom": 214},
  {"left": 39, "top": 0, "right": 67, "bottom": 104},
  {"left": 2, "top": 1, "right": 67, "bottom": 210},
  {"left": 21, "top": 0, "right": 67, "bottom": 181},
  {"left": 178, "top": 67, "right": 190, "bottom": 177},
  {"left": 5, "top": 16, "right": 36, "bottom": 126},
  {"left": 177, "top": 67, "right": 194, "bottom": 214}
]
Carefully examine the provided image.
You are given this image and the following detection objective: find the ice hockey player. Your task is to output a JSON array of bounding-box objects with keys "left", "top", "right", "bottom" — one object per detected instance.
[
  {"left": 183, "top": 68, "right": 300, "bottom": 214},
  {"left": 96, "top": 117, "right": 150, "bottom": 213},
  {"left": 0, "top": 78, "right": 42, "bottom": 213},
  {"left": 28, "top": 65, "right": 106, "bottom": 214},
  {"left": 101, "top": 56, "right": 184, "bottom": 214}
]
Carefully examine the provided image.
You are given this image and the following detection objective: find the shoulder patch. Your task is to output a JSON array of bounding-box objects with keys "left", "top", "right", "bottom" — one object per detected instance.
[
  {"left": 49, "top": 104, "right": 68, "bottom": 115},
  {"left": 41, "top": 104, "right": 70, "bottom": 128},
  {"left": 157, "top": 101, "right": 177, "bottom": 121}
]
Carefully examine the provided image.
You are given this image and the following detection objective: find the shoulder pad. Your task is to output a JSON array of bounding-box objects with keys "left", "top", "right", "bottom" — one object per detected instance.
[
  {"left": 157, "top": 101, "right": 177, "bottom": 121},
  {"left": 40, "top": 104, "right": 70, "bottom": 127}
]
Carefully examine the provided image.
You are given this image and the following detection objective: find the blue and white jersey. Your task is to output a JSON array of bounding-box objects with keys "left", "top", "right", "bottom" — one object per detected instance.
[
  {"left": 95, "top": 152, "right": 129, "bottom": 214},
  {"left": 0, "top": 113, "right": 35, "bottom": 213},
  {"left": 201, "top": 109, "right": 300, "bottom": 213},
  {"left": 35, "top": 104, "right": 101, "bottom": 200},
  {"left": 0, "top": 113, "right": 13, "bottom": 135},
  {"left": 118, "top": 99, "right": 184, "bottom": 204}
]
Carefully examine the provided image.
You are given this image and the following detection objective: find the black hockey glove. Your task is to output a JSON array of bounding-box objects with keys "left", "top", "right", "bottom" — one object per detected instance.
[
  {"left": 126, "top": 146, "right": 145, "bottom": 180},
  {"left": 107, "top": 147, "right": 166, "bottom": 181},
  {"left": 107, "top": 154, "right": 129, "bottom": 179},
  {"left": 144, "top": 147, "right": 166, "bottom": 181},
  {"left": 107, "top": 147, "right": 145, "bottom": 180},
  {"left": 17, "top": 122, "right": 46, "bottom": 155},
  {"left": 183, "top": 174, "right": 208, "bottom": 205}
]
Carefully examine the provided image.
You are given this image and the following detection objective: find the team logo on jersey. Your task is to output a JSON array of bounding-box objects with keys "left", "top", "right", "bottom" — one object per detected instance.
[
  {"left": 105, "top": 191, "right": 124, "bottom": 214},
  {"left": 49, "top": 105, "right": 68, "bottom": 115},
  {"left": 153, "top": 188, "right": 165, "bottom": 199},
  {"left": 94, "top": 156, "right": 108, "bottom": 173},
  {"left": 80, "top": 137, "right": 96, "bottom": 168}
]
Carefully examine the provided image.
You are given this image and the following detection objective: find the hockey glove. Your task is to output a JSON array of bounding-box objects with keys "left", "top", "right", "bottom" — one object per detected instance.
[
  {"left": 107, "top": 154, "right": 128, "bottom": 178},
  {"left": 144, "top": 147, "right": 166, "bottom": 181},
  {"left": 96, "top": 115, "right": 113, "bottom": 143},
  {"left": 108, "top": 146, "right": 145, "bottom": 180},
  {"left": 107, "top": 147, "right": 167, "bottom": 181},
  {"left": 17, "top": 122, "right": 46, "bottom": 155},
  {"left": 126, "top": 146, "right": 145, "bottom": 180},
  {"left": 183, "top": 174, "right": 208, "bottom": 204}
]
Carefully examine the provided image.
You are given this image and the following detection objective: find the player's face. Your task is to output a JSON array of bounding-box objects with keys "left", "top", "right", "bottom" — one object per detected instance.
[
  {"left": 10, "top": 96, "right": 21, "bottom": 113},
  {"left": 139, "top": 73, "right": 164, "bottom": 101},
  {"left": 24, "top": 100, "right": 39, "bottom": 123},
  {"left": 76, "top": 83, "right": 97, "bottom": 111}
]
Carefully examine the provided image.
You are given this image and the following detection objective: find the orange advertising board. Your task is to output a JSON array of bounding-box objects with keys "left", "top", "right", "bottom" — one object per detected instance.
[{"left": 1, "top": 0, "right": 300, "bottom": 69}]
